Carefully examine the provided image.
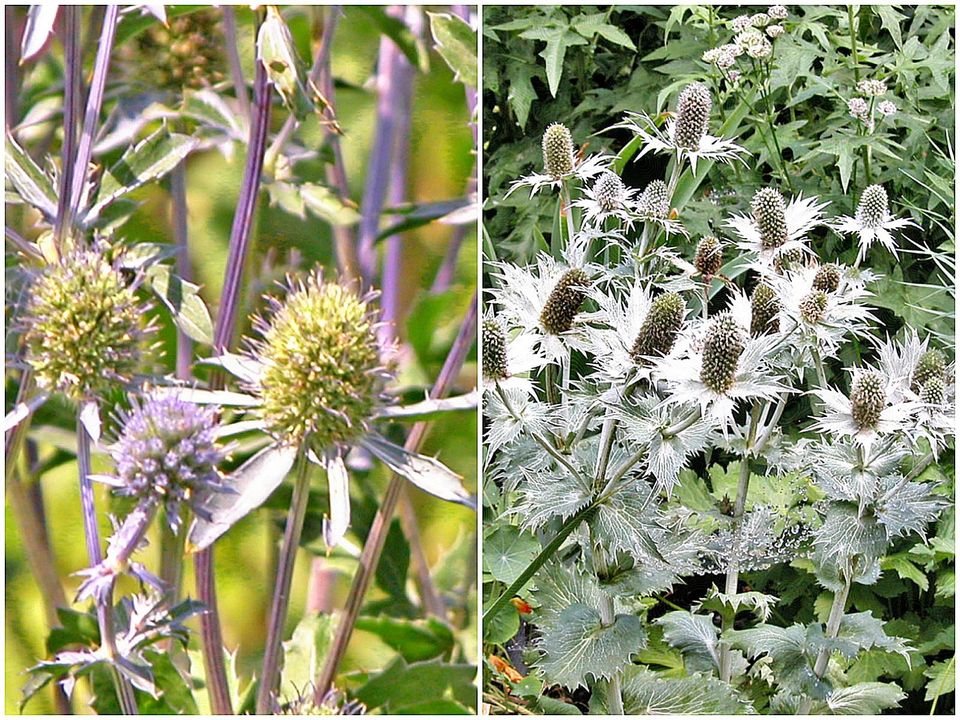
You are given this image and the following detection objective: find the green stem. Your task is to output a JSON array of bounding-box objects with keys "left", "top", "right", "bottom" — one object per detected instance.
[
  {"left": 847, "top": 6, "right": 861, "bottom": 84},
  {"left": 256, "top": 451, "right": 311, "bottom": 714},
  {"left": 590, "top": 526, "right": 624, "bottom": 715},
  {"left": 798, "top": 573, "right": 852, "bottom": 715}
]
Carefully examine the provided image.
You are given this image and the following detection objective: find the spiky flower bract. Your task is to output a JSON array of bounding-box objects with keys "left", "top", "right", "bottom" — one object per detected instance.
[
  {"left": 542, "top": 122, "right": 575, "bottom": 179},
  {"left": 482, "top": 319, "right": 509, "bottom": 381},
  {"left": 850, "top": 371, "right": 886, "bottom": 430},
  {"left": 111, "top": 394, "right": 228, "bottom": 529},
  {"left": 674, "top": 82, "right": 712, "bottom": 151},
  {"left": 21, "top": 248, "right": 150, "bottom": 401},
  {"left": 727, "top": 191, "right": 828, "bottom": 269},
  {"left": 833, "top": 183, "right": 917, "bottom": 264},
  {"left": 812, "top": 263, "right": 841, "bottom": 293},
  {"left": 630, "top": 292, "right": 685, "bottom": 363},
  {"left": 700, "top": 313, "right": 746, "bottom": 393},
  {"left": 252, "top": 271, "right": 386, "bottom": 454},
  {"left": 540, "top": 269, "right": 590, "bottom": 335},
  {"left": 695, "top": 236, "right": 723, "bottom": 277},
  {"left": 750, "top": 282, "right": 780, "bottom": 336},
  {"left": 912, "top": 348, "right": 945, "bottom": 393},
  {"left": 751, "top": 188, "right": 789, "bottom": 250}
]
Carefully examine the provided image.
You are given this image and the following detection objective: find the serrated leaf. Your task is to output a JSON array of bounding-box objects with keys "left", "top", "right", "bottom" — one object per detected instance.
[
  {"left": 428, "top": 12, "right": 477, "bottom": 87},
  {"left": 600, "top": 667, "right": 754, "bottom": 714},
  {"left": 354, "top": 616, "right": 454, "bottom": 663},
  {"left": 145, "top": 264, "right": 214, "bottom": 344},
  {"left": 506, "top": 62, "right": 538, "bottom": 129},
  {"left": 353, "top": 656, "right": 476, "bottom": 712},
  {"left": 655, "top": 611, "right": 721, "bottom": 671},
  {"left": 836, "top": 612, "right": 911, "bottom": 661},
  {"left": 86, "top": 127, "right": 198, "bottom": 222},
  {"left": 696, "top": 586, "right": 779, "bottom": 624},
  {"left": 538, "top": 603, "right": 645, "bottom": 689},
  {"left": 924, "top": 656, "right": 955, "bottom": 702},
  {"left": 825, "top": 681, "right": 906, "bottom": 714},
  {"left": 5, "top": 132, "right": 57, "bottom": 220}
]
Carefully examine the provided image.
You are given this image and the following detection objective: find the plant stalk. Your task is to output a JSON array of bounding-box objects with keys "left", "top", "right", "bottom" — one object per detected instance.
[{"left": 798, "top": 574, "right": 852, "bottom": 715}]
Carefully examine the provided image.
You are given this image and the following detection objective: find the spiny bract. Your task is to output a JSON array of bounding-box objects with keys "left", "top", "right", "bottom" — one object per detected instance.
[
  {"left": 694, "top": 236, "right": 723, "bottom": 277},
  {"left": 674, "top": 82, "right": 712, "bottom": 150},
  {"left": 751, "top": 187, "right": 789, "bottom": 250},
  {"left": 542, "top": 122, "right": 575, "bottom": 178},
  {"left": 22, "top": 248, "right": 148, "bottom": 401},
  {"left": 750, "top": 282, "right": 780, "bottom": 336},
  {"left": 483, "top": 320, "right": 509, "bottom": 381},
  {"left": 630, "top": 292, "right": 685, "bottom": 363},
  {"left": 540, "top": 269, "right": 590, "bottom": 335},
  {"left": 856, "top": 184, "right": 888, "bottom": 228},
  {"left": 700, "top": 312, "right": 745, "bottom": 393},
  {"left": 850, "top": 371, "right": 886, "bottom": 430},
  {"left": 254, "top": 271, "right": 384, "bottom": 452}
]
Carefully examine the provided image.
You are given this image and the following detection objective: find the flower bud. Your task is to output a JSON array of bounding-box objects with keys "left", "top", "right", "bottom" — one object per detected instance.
[
  {"left": 750, "top": 281, "right": 780, "bottom": 335},
  {"left": 912, "top": 348, "right": 946, "bottom": 393},
  {"left": 850, "top": 371, "right": 886, "bottom": 430},
  {"left": 540, "top": 269, "right": 590, "bottom": 335},
  {"left": 695, "top": 236, "right": 723, "bottom": 277},
  {"left": 700, "top": 313, "right": 745, "bottom": 393},
  {"left": 751, "top": 188, "right": 789, "bottom": 250},
  {"left": 542, "top": 123, "right": 575, "bottom": 178},
  {"left": 637, "top": 180, "right": 670, "bottom": 219},
  {"left": 482, "top": 320, "right": 509, "bottom": 381},
  {"left": 593, "top": 171, "right": 625, "bottom": 211},
  {"left": 630, "top": 292, "right": 685, "bottom": 363},
  {"left": 856, "top": 184, "right": 888, "bottom": 229},
  {"left": 674, "top": 82, "right": 712, "bottom": 151},
  {"left": 812, "top": 263, "right": 841, "bottom": 293}
]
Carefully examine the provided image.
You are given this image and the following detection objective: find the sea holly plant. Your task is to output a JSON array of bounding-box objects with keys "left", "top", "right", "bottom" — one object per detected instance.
[
  {"left": 482, "top": 5, "right": 953, "bottom": 715},
  {"left": 7, "top": 5, "right": 478, "bottom": 715}
]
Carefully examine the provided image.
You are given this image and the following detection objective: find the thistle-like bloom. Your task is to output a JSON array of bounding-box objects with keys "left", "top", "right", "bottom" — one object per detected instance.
[
  {"left": 631, "top": 293, "right": 686, "bottom": 364},
  {"left": 613, "top": 82, "right": 748, "bottom": 172},
  {"left": 750, "top": 281, "right": 780, "bottom": 336},
  {"left": 507, "top": 123, "right": 612, "bottom": 197},
  {"left": 20, "top": 248, "right": 153, "bottom": 402},
  {"left": 694, "top": 236, "right": 723, "bottom": 278},
  {"left": 726, "top": 187, "right": 828, "bottom": 269},
  {"left": 275, "top": 688, "right": 367, "bottom": 716},
  {"left": 912, "top": 348, "right": 946, "bottom": 393},
  {"left": 573, "top": 170, "right": 638, "bottom": 227},
  {"left": 481, "top": 316, "right": 543, "bottom": 395},
  {"left": 654, "top": 307, "right": 789, "bottom": 429},
  {"left": 633, "top": 180, "right": 688, "bottom": 237},
  {"left": 833, "top": 184, "right": 918, "bottom": 264}
]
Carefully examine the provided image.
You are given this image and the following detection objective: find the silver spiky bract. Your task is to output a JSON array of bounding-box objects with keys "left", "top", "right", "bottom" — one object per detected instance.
[
  {"left": 700, "top": 313, "right": 745, "bottom": 393},
  {"left": 540, "top": 268, "right": 590, "bottom": 335},
  {"left": 674, "top": 82, "right": 712, "bottom": 151},
  {"left": 542, "top": 123, "right": 575, "bottom": 179}
]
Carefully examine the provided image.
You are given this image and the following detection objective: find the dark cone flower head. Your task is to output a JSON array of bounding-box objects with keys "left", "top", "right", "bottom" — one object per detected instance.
[
  {"left": 674, "top": 82, "right": 712, "bottom": 151},
  {"left": 542, "top": 123, "right": 575, "bottom": 179},
  {"left": 856, "top": 184, "right": 888, "bottom": 229},
  {"left": 812, "top": 263, "right": 841, "bottom": 293},
  {"left": 695, "top": 236, "right": 723, "bottom": 277},
  {"left": 22, "top": 248, "right": 149, "bottom": 401},
  {"left": 912, "top": 348, "right": 946, "bottom": 393},
  {"left": 630, "top": 292, "right": 685, "bottom": 364},
  {"left": 850, "top": 371, "right": 886, "bottom": 430},
  {"left": 593, "top": 171, "right": 625, "bottom": 211},
  {"left": 482, "top": 320, "right": 509, "bottom": 381},
  {"left": 700, "top": 312, "right": 745, "bottom": 393},
  {"left": 254, "top": 271, "right": 385, "bottom": 452},
  {"left": 921, "top": 376, "right": 945, "bottom": 406},
  {"left": 750, "top": 282, "right": 780, "bottom": 336},
  {"left": 540, "top": 268, "right": 590, "bottom": 335},
  {"left": 638, "top": 180, "right": 670, "bottom": 219},
  {"left": 799, "top": 290, "right": 828, "bottom": 325},
  {"left": 751, "top": 188, "right": 789, "bottom": 250},
  {"left": 113, "top": 395, "right": 226, "bottom": 529}
]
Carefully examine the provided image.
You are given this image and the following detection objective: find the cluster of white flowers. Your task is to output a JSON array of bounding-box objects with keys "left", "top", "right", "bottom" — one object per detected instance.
[
  {"left": 703, "top": 5, "right": 787, "bottom": 74},
  {"left": 846, "top": 77, "right": 897, "bottom": 130}
]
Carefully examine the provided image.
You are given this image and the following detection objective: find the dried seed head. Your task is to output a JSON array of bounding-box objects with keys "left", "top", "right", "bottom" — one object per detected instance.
[
  {"left": 542, "top": 123, "right": 575, "bottom": 178},
  {"left": 674, "top": 82, "right": 712, "bottom": 151},
  {"left": 700, "top": 312, "right": 745, "bottom": 393},
  {"left": 850, "top": 371, "right": 886, "bottom": 430},
  {"left": 593, "top": 171, "right": 625, "bottom": 211},
  {"left": 482, "top": 320, "right": 509, "bottom": 381},
  {"left": 694, "top": 236, "right": 723, "bottom": 277},
  {"left": 22, "top": 249, "right": 149, "bottom": 401},
  {"left": 812, "top": 263, "right": 841, "bottom": 293},
  {"left": 920, "top": 376, "right": 945, "bottom": 406},
  {"left": 540, "top": 269, "right": 590, "bottom": 335},
  {"left": 254, "top": 271, "right": 384, "bottom": 452},
  {"left": 856, "top": 184, "right": 888, "bottom": 228},
  {"left": 113, "top": 395, "right": 226, "bottom": 530},
  {"left": 799, "top": 290, "right": 828, "bottom": 325},
  {"left": 637, "top": 180, "right": 670, "bottom": 219},
  {"left": 750, "top": 282, "right": 780, "bottom": 336},
  {"left": 912, "top": 348, "right": 946, "bottom": 393},
  {"left": 630, "top": 292, "right": 685, "bottom": 364},
  {"left": 751, "top": 188, "right": 789, "bottom": 250}
]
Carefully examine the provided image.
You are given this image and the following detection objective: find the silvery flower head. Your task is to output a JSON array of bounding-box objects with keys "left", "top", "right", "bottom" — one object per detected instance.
[
  {"left": 573, "top": 170, "right": 638, "bottom": 228},
  {"left": 632, "top": 180, "right": 689, "bottom": 238},
  {"left": 508, "top": 123, "right": 613, "bottom": 197},
  {"left": 482, "top": 314, "right": 544, "bottom": 396},
  {"left": 613, "top": 83, "right": 748, "bottom": 173},
  {"left": 726, "top": 187, "right": 828, "bottom": 270},
  {"left": 833, "top": 183, "right": 918, "bottom": 265}
]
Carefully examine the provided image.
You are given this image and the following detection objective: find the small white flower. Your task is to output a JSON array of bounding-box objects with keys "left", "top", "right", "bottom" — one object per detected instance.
[
  {"left": 877, "top": 100, "right": 897, "bottom": 116},
  {"left": 731, "top": 14, "right": 753, "bottom": 32},
  {"left": 726, "top": 189, "right": 829, "bottom": 269},
  {"left": 751, "top": 12, "right": 770, "bottom": 27},
  {"left": 766, "top": 24, "right": 784, "bottom": 38},
  {"left": 736, "top": 29, "right": 772, "bottom": 59},
  {"left": 768, "top": 5, "right": 789, "bottom": 20},
  {"left": 833, "top": 184, "right": 918, "bottom": 264},
  {"left": 857, "top": 79, "right": 887, "bottom": 97},
  {"left": 847, "top": 97, "right": 869, "bottom": 120}
]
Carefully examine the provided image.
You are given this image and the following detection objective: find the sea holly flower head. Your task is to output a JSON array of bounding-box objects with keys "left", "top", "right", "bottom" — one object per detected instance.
[
  {"left": 633, "top": 179, "right": 689, "bottom": 237},
  {"left": 540, "top": 268, "right": 591, "bottom": 335},
  {"left": 750, "top": 281, "right": 780, "bottom": 336},
  {"left": 574, "top": 170, "right": 639, "bottom": 228},
  {"left": 694, "top": 236, "right": 723, "bottom": 278},
  {"left": 630, "top": 292, "right": 686, "bottom": 365},
  {"left": 508, "top": 123, "right": 612, "bottom": 197},
  {"left": 613, "top": 82, "right": 748, "bottom": 173},
  {"left": 481, "top": 315, "right": 544, "bottom": 396},
  {"left": 812, "top": 263, "right": 841, "bottom": 293},
  {"left": 542, "top": 122, "right": 575, "bottom": 178},
  {"left": 912, "top": 348, "right": 946, "bottom": 393},
  {"left": 726, "top": 188, "right": 828, "bottom": 269},
  {"left": 833, "top": 183, "right": 918, "bottom": 264},
  {"left": 20, "top": 247, "right": 154, "bottom": 402}
]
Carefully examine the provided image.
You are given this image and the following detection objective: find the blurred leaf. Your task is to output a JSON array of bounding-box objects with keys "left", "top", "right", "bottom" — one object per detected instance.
[
  {"left": 356, "top": 7, "right": 430, "bottom": 73},
  {"left": 361, "top": 434, "right": 473, "bottom": 507},
  {"left": 300, "top": 182, "right": 360, "bottom": 226},
  {"left": 353, "top": 656, "right": 476, "bottom": 712},
  {"left": 5, "top": 132, "right": 57, "bottom": 221},
  {"left": 257, "top": 5, "right": 315, "bottom": 121},
  {"left": 145, "top": 264, "right": 214, "bottom": 345},
  {"left": 354, "top": 616, "right": 455, "bottom": 662},
  {"left": 279, "top": 613, "right": 336, "bottom": 703},
  {"left": 47, "top": 608, "right": 100, "bottom": 655},
  {"left": 376, "top": 392, "right": 478, "bottom": 422},
  {"left": 376, "top": 198, "right": 472, "bottom": 242},
  {"left": 428, "top": 13, "right": 477, "bottom": 87},
  {"left": 135, "top": 650, "right": 199, "bottom": 714},
  {"left": 20, "top": 5, "right": 58, "bottom": 64}
]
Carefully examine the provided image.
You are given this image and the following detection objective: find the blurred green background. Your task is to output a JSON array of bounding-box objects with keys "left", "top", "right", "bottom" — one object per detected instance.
[{"left": 5, "top": 5, "right": 477, "bottom": 714}]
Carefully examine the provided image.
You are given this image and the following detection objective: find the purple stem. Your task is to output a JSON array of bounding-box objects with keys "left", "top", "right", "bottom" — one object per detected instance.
[
  {"left": 171, "top": 163, "right": 192, "bottom": 382},
  {"left": 65, "top": 4, "right": 117, "bottom": 232},
  {"left": 221, "top": 7, "right": 250, "bottom": 120},
  {"left": 356, "top": 5, "right": 407, "bottom": 282},
  {"left": 4, "top": 7, "right": 20, "bottom": 130},
  {"left": 54, "top": 6, "right": 81, "bottom": 244},
  {"left": 196, "top": 26, "right": 273, "bottom": 717},
  {"left": 314, "top": 292, "right": 478, "bottom": 702}
]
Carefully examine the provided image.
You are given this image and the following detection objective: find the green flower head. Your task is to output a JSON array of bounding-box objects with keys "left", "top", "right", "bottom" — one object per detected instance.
[
  {"left": 700, "top": 312, "right": 745, "bottom": 394},
  {"left": 21, "top": 247, "right": 151, "bottom": 401},
  {"left": 630, "top": 292, "right": 685, "bottom": 364},
  {"left": 542, "top": 123, "right": 575, "bottom": 179},
  {"left": 251, "top": 270, "right": 387, "bottom": 453},
  {"left": 912, "top": 348, "right": 945, "bottom": 394},
  {"left": 540, "top": 268, "right": 590, "bottom": 335}
]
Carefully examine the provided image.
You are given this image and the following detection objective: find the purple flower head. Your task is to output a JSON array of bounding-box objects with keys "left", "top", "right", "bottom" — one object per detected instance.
[{"left": 111, "top": 394, "right": 228, "bottom": 532}]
